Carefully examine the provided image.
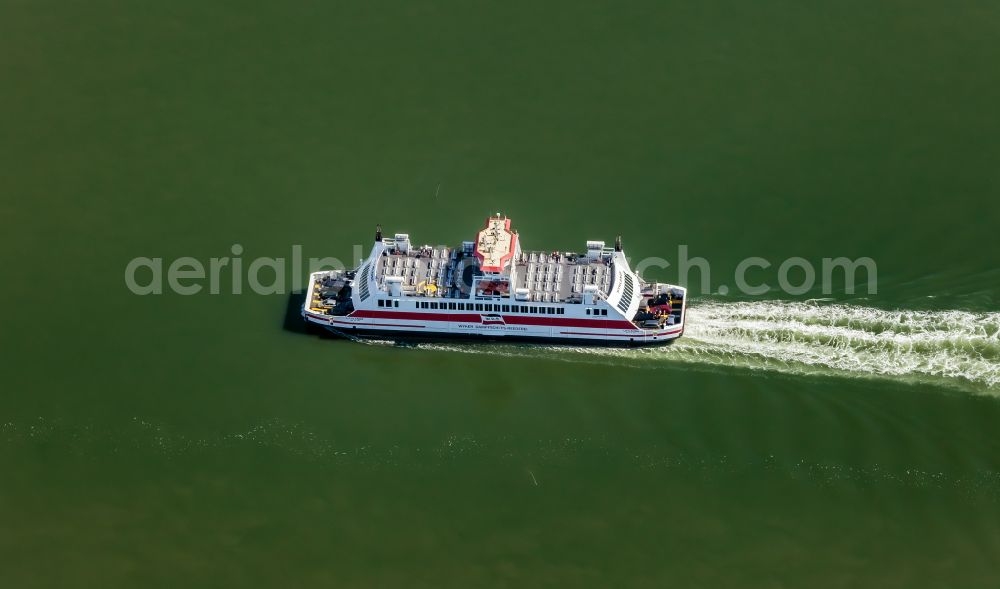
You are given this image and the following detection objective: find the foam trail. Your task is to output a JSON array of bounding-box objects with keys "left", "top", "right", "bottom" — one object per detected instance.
[
  {"left": 680, "top": 301, "right": 1000, "bottom": 391},
  {"left": 408, "top": 301, "right": 1000, "bottom": 394}
]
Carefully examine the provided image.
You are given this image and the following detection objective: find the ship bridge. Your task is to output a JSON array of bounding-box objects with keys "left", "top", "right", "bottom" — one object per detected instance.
[{"left": 474, "top": 215, "right": 519, "bottom": 273}]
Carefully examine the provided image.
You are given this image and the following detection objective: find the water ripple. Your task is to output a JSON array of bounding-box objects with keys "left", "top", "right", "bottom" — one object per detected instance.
[{"left": 406, "top": 301, "right": 1000, "bottom": 394}]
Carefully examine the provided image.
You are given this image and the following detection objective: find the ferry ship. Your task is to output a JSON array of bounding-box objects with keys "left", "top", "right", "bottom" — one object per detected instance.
[{"left": 302, "top": 215, "right": 686, "bottom": 346}]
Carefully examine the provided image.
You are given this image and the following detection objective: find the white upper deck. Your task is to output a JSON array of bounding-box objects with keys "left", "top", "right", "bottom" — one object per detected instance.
[{"left": 350, "top": 215, "right": 646, "bottom": 319}]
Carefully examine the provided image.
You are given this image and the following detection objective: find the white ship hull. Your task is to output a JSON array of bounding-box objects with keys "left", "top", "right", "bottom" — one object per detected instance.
[
  {"left": 303, "top": 281, "right": 687, "bottom": 347},
  {"left": 302, "top": 216, "right": 687, "bottom": 347}
]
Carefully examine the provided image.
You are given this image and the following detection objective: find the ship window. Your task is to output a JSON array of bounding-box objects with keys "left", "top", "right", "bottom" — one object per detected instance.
[
  {"left": 530, "top": 306, "right": 537, "bottom": 314},
  {"left": 394, "top": 301, "right": 399, "bottom": 308},
  {"left": 377, "top": 300, "right": 384, "bottom": 307},
  {"left": 546, "top": 307, "right": 554, "bottom": 314},
  {"left": 449, "top": 302, "right": 456, "bottom": 310},
  {"left": 475, "top": 304, "right": 483, "bottom": 311},
  {"left": 586, "top": 309, "right": 591, "bottom": 315},
  {"left": 502, "top": 305, "right": 509, "bottom": 312},
  {"left": 457, "top": 303, "right": 464, "bottom": 310},
  {"left": 430, "top": 302, "right": 439, "bottom": 309},
  {"left": 557, "top": 308, "right": 564, "bottom": 314}
]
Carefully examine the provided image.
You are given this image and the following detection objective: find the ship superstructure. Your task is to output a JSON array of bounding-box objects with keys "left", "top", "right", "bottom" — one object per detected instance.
[{"left": 302, "top": 215, "right": 686, "bottom": 346}]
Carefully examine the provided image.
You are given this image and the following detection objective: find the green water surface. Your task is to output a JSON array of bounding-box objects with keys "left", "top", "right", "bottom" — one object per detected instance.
[{"left": 2, "top": 1, "right": 999, "bottom": 587}]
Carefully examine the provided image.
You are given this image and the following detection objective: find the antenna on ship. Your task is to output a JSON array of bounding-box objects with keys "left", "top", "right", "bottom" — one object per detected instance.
[
  {"left": 615, "top": 235, "right": 622, "bottom": 252},
  {"left": 375, "top": 224, "right": 382, "bottom": 243}
]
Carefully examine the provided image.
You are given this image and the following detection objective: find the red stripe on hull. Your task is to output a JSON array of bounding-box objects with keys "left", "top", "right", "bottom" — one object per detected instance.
[
  {"left": 330, "top": 319, "right": 424, "bottom": 329},
  {"left": 559, "top": 331, "right": 635, "bottom": 337},
  {"left": 558, "top": 327, "right": 682, "bottom": 337},
  {"left": 311, "top": 312, "right": 683, "bottom": 337}
]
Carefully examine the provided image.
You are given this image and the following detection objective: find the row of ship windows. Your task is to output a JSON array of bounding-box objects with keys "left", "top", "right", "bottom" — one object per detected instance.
[
  {"left": 376, "top": 299, "right": 610, "bottom": 316},
  {"left": 417, "top": 301, "right": 566, "bottom": 314}
]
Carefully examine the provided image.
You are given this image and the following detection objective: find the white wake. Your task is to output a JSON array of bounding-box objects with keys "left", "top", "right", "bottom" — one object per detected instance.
[
  {"left": 679, "top": 301, "right": 1000, "bottom": 391},
  {"left": 408, "top": 301, "right": 1000, "bottom": 393}
]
